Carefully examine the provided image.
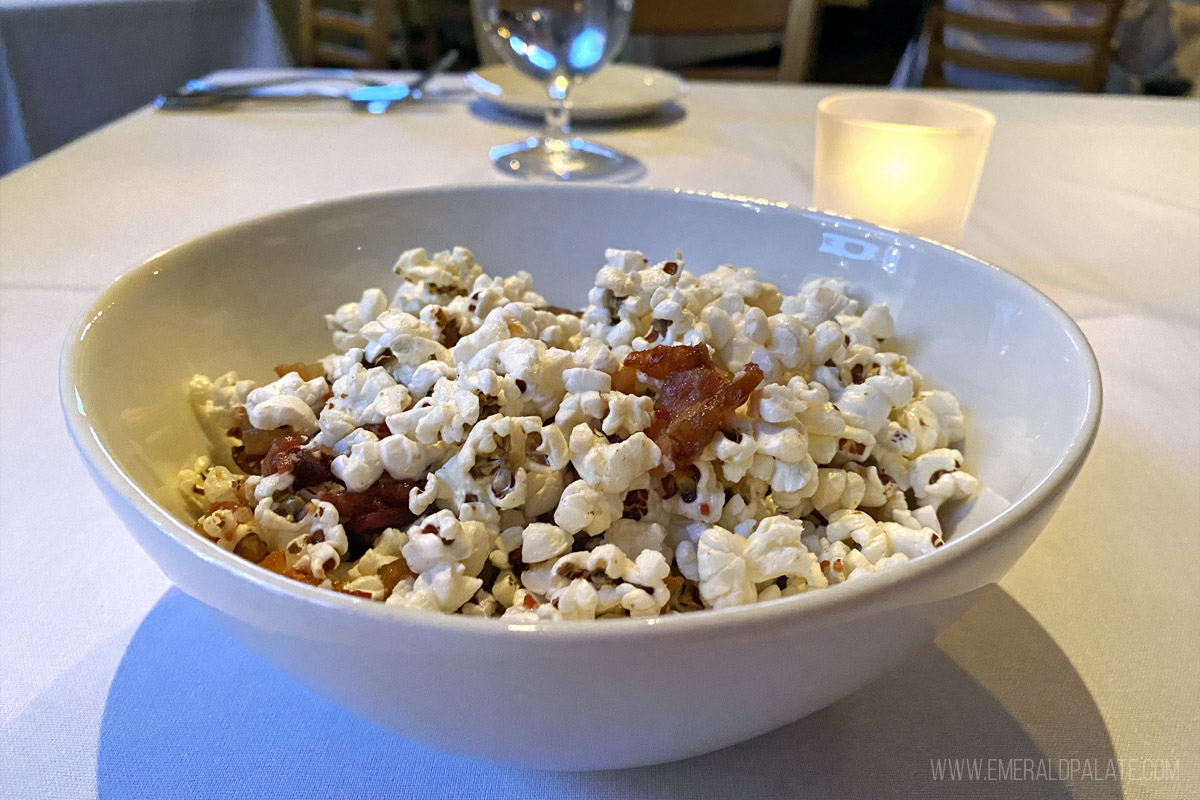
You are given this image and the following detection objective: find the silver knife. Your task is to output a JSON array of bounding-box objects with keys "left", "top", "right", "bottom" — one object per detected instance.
[
  {"left": 348, "top": 50, "right": 459, "bottom": 114},
  {"left": 180, "top": 69, "right": 380, "bottom": 96}
]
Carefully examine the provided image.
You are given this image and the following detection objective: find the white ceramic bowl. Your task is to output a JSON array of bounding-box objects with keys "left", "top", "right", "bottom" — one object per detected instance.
[{"left": 61, "top": 185, "right": 1100, "bottom": 770}]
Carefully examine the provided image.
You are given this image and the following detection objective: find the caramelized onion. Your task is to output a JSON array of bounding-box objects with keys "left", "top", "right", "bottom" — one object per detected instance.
[
  {"left": 274, "top": 362, "right": 326, "bottom": 381},
  {"left": 258, "top": 550, "right": 322, "bottom": 586}
]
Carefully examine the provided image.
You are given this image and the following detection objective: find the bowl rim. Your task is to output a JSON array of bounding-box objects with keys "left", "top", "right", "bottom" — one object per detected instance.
[{"left": 60, "top": 182, "right": 1103, "bottom": 641}]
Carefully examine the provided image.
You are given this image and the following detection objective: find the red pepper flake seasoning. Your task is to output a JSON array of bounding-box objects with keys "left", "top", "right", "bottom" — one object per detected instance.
[{"left": 623, "top": 344, "right": 762, "bottom": 469}]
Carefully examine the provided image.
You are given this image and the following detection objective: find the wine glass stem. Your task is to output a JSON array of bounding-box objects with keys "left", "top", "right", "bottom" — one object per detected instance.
[{"left": 545, "top": 77, "right": 571, "bottom": 145}]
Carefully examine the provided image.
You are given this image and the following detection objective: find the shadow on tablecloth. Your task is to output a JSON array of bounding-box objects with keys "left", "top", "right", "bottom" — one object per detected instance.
[{"left": 94, "top": 585, "right": 1122, "bottom": 800}]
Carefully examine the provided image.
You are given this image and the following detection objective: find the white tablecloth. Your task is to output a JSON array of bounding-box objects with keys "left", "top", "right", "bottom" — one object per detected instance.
[
  {"left": 1, "top": 78, "right": 1197, "bottom": 798},
  {"left": 0, "top": 0, "right": 289, "bottom": 174}
]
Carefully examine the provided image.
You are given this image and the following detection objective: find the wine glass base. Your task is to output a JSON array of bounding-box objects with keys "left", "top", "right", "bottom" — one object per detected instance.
[{"left": 490, "top": 136, "right": 641, "bottom": 182}]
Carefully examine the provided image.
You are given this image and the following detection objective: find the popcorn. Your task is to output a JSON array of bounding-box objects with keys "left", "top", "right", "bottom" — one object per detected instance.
[
  {"left": 244, "top": 372, "right": 329, "bottom": 434},
  {"left": 520, "top": 522, "right": 573, "bottom": 564},
  {"left": 548, "top": 545, "right": 670, "bottom": 619},
  {"left": 386, "top": 377, "right": 481, "bottom": 446},
  {"left": 189, "top": 372, "right": 255, "bottom": 457},
  {"left": 434, "top": 415, "right": 567, "bottom": 511},
  {"left": 554, "top": 480, "right": 623, "bottom": 536},
  {"left": 330, "top": 429, "right": 383, "bottom": 492},
  {"left": 567, "top": 425, "right": 661, "bottom": 495},
  {"left": 604, "top": 519, "right": 668, "bottom": 560},
  {"left": 401, "top": 510, "right": 490, "bottom": 576},
  {"left": 909, "top": 448, "right": 979, "bottom": 509},
  {"left": 326, "top": 288, "right": 389, "bottom": 351},
  {"left": 359, "top": 310, "right": 452, "bottom": 387},
  {"left": 178, "top": 456, "right": 241, "bottom": 513},
  {"left": 696, "top": 527, "right": 757, "bottom": 609},
  {"left": 387, "top": 562, "right": 482, "bottom": 613},
  {"left": 742, "top": 516, "right": 824, "bottom": 586},
  {"left": 180, "top": 245, "right": 979, "bottom": 620},
  {"left": 391, "top": 247, "right": 485, "bottom": 312},
  {"left": 811, "top": 468, "right": 866, "bottom": 517}
]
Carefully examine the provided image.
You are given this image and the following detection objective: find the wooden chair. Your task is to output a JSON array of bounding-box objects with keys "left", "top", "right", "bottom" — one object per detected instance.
[
  {"left": 629, "top": 0, "right": 821, "bottom": 82},
  {"left": 299, "top": 0, "right": 436, "bottom": 69},
  {"left": 922, "top": 0, "right": 1126, "bottom": 92}
]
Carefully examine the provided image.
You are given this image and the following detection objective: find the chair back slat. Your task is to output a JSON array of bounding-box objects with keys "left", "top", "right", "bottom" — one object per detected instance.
[
  {"left": 937, "top": 8, "right": 1104, "bottom": 43},
  {"left": 630, "top": 0, "right": 819, "bottom": 82},
  {"left": 930, "top": 42, "right": 1094, "bottom": 81},
  {"left": 631, "top": 0, "right": 791, "bottom": 34},
  {"left": 922, "top": 0, "right": 1126, "bottom": 93},
  {"left": 299, "top": 0, "right": 397, "bottom": 69}
]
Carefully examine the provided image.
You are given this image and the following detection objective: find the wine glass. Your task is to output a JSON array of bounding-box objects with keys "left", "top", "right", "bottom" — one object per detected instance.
[{"left": 473, "top": 0, "right": 638, "bottom": 181}]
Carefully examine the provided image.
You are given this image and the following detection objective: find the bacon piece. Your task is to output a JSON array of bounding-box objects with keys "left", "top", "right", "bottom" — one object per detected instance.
[
  {"left": 623, "top": 343, "right": 714, "bottom": 379},
  {"left": 263, "top": 434, "right": 307, "bottom": 476},
  {"left": 274, "top": 362, "right": 326, "bottom": 381},
  {"left": 289, "top": 450, "right": 333, "bottom": 488},
  {"left": 262, "top": 434, "right": 332, "bottom": 488},
  {"left": 228, "top": 407, "right": 304, "bottom": 475},
  {"left": 319, "top": 475, "right": 420, "bottom": 559},
  {"left": 624, "top": 345, "right": 762, "bottom": 469}
]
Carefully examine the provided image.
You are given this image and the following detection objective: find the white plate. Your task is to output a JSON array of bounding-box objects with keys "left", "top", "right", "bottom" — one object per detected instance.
[{"left": 466, "top": 63, "right": 687, "bottom": 121}]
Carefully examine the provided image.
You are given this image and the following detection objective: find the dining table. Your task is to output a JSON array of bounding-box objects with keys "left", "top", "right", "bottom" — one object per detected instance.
[{"left": 0, "top": 73, "right": 1197, "bottom": 799}]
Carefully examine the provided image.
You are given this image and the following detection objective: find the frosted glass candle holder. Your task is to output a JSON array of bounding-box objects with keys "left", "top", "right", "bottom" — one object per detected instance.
[{"left": 814, "top": 92, "right": 995, "bottom": 244}]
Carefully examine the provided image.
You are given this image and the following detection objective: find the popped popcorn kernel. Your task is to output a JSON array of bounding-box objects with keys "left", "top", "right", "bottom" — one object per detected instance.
[{"left": 179, "top": 246, "right": 979, "bottom": 620}]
